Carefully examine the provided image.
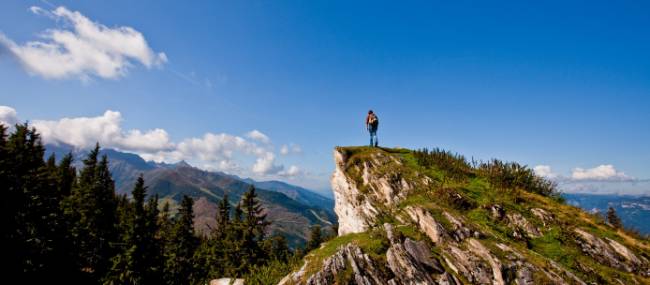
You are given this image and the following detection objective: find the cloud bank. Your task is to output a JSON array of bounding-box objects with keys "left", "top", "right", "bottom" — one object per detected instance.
[
  {"left": 0, "top": 6, "right": 166, "bottom": 80},
  {"left": 533, "top": 164, "right": 646, "bottom": 195},
  {"left": 571, "top": 165, "right": 631, "bottom": 181},
  {"left": 32, "top": 110, "right": 173, "bottom": 153},
  {"left": 534, "top": 164, "right": 634, "bottom": 182},
  {"left": 1, "top": 106, "right": 301, "bottom": 178}
]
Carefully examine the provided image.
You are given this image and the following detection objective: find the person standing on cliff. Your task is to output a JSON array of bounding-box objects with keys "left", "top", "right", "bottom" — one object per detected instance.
[{"left": 366, "top": 110, "right": 379, "bottom": 147}]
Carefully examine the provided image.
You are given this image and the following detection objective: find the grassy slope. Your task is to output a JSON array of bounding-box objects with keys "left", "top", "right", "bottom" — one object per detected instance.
[{"left": 301, "top": 146, "right": 650, "bottom": 284}]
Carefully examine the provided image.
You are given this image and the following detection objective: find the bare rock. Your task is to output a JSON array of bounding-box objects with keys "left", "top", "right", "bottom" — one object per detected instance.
[
  {"left": 506, "top": 213, "right": 541, "bottom": 239},
  {"left": 530, "top": 208, "right": 553, "bottom": 227},
  {"left": 443, "top": 244, "right": 494, "bottom": 284},
  {"left": 386, "top": 242, "right": 436, "bottom": 284},
  {"left": 466, "top": 239, "right": 505, "bottom": 285},
  {"left": 436, "top": 272, "right": 461, "bottom": 285},
  {"left": 332, "top": 150, "right": 379, "bottom": 235},
  {"left": 444, "top": 211, "right": 480, "bottom": 241},
  {"left": 573, "top": 228, "right": 649, "bottom": 275},
  {"left": 403, "top": 238, "right": 445, "bottom": 273},
  {"left": 489, "top": 204, "right": 505, "bottom": 220},
  {"left": 406, "top": 206, "right": 448, "bottom": 244},
  {"left": 384, "top": 223, "right": 445, "bottom": 284},
  {"left": 574, "top": 228, "right": 626, "bottom": 270},
  {"left": 306, "top": 244, "right": 388, "bottom": 285}
]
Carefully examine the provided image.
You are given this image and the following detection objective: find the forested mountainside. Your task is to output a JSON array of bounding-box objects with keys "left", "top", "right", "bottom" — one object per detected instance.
[
  {"left": 45, "top": 143, "right": 336, "bottom": 246},
  {"left": 3, "top": 124, "right": 332, "bottom": 284}
]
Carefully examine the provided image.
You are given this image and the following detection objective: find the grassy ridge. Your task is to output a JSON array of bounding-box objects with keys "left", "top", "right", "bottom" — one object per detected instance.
[{"left": 323, "top": 146, "right": 650, "bottom": 284}]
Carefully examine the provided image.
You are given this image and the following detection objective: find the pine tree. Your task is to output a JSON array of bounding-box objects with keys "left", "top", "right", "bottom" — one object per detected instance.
[
  {"left": 215, "top": 194, "right": 231, "bottom": 239},
  {"left": 191, "top": 236, "right": 216, "bottom": 284},
  {"left": 306, "top": 225, "right": 323, "bottom": 252},
  {"left": 158, "top": 201, "right": 174, "bottom": 279},
  {"left": 65, "top": 144, "right": 119, "bottom": 281},
  {"left": 1, "top": 124, "right": 21, "bottom": 281},
  {"left": 165, "top": 195, "right": 198, "bottom": 285},
  {"left": 145, "top": 194, "right": 164, "bottom": 284},
  {"left": 607, "top": 207, "right": 623, "bottom": 229},
  {"left": 159, "top": 201, "right": 173, "bottom": 240},
  {"left": 240, "top": 185, "right": 271, "bottom": 271},
  {"left": 195, "top": 194, "right": 232, "bottom": 282},
  {"left": 56, "top": 153, "right": 76, "bottom": 197},
  {"left": 107, "top": 175, "right": 150, "bottom": 284},
  {"left": 224, "top": 202, "right": 245, "bottom": 276},
  {"left": 2, "top": 124, "right": 73, "bottom": 282},
  {"left": 266, "top": 235, "right": 290, "bottom": 262}
]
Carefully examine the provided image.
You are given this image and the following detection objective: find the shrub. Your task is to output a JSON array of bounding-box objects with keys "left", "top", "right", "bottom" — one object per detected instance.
[
  {"left": 477, "top": 159, "right": 558, "bottom": 197},
  {"left": 413, "top": 148, "right": 472, "bottom": 180}
]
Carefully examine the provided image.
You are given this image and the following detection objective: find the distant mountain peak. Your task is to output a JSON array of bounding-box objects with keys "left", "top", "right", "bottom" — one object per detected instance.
[{"left": 174, "top": 160, "right": 192, "bottom": 168}]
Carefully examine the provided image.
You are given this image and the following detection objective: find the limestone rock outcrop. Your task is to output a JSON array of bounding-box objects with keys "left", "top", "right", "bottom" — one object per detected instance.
[{"left": 280, "top": 147, "right": 650, "bottom": 284}]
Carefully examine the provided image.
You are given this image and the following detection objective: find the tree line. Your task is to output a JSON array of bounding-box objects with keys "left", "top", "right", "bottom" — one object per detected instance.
[{"left": 2, "top": 124, "right": 326, "bottom": 284}]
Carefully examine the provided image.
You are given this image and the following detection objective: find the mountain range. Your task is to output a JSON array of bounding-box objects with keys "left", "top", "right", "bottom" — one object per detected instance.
[{"left": 44, "top": 144, "right": 336, "bottom": 247}]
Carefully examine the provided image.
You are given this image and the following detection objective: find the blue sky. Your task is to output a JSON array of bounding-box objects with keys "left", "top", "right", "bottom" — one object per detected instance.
[{"left": 1, "top": 0, "right": 649, "bottom": 195}]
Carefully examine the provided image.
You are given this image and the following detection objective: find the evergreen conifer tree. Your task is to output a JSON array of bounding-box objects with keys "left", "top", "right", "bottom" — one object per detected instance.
[
  {"left": 165, "top": 195, "right": 198, "bottom": 285},
  {"left": 607, "top": 207, "right": 623, "bottom": 229},
  {"left": 240, "top": 185, "right": 271, "bottom": 271},
  {"left": 2, "top": 124, "right": 75, "bottom": 282},
  {"left": 306, "top": 225, "right": 323, "bottom": 252},
  {"left": 65, "top": 144, "right": 119, "bottom": 281},
  {"left": 145, "top": 194, "right": 164, "bottom": 284}
]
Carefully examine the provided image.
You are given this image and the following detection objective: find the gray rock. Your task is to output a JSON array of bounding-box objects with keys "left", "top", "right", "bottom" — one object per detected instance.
[
  {"left": 305, "top": 244, "right": 388, "bottom": 285},
  {"left": 574, "top": 228, "right": 649, "bottom": 276},
  {"left": 403, "top": 238, "right": 445, "bottom": 273}
]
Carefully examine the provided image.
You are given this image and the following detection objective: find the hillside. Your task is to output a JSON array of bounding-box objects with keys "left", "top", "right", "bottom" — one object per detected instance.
[
  {"left": 44, "top": 144, "right": 336, "bottom": 246},
  {"left": 280, "top": 147, "right": 650, "bottom": 284}
]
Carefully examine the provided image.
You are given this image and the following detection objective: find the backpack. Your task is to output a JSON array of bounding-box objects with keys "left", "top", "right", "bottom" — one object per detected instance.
[{"left": 369, "top": 114, "right": 379, "bottom": 127}]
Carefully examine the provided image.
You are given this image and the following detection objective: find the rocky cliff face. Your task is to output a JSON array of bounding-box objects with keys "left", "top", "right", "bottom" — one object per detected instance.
[{"left": 281, "top": 147, "right": 650, "bottom": 284}]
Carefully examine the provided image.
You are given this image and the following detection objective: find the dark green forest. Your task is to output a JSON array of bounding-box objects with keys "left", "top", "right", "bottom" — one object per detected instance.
[{"left": 1, "top": 124, "right": 323, "bottom": 284}]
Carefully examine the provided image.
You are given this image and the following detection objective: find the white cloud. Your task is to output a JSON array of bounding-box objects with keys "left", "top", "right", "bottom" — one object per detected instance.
[
  {"left": 0, "top": 106, "right": 19, "bottom": 127},
  {"left": 279, "top": 165, "right": 302, "bottom": 177},
  {"left": 134, "top": 131, "right": 288, "bottom": 176},
  {"left": 152, "top": 132, "right": 285, "bottom": 175},
  {"left": 533, "top": 165, "right": 558, "bottom": 179},
  {"left": 246, "top": 130, "right": 270, "bottom": 144},
  {"left": 571, "top": 165, "right": 632, "bottom": 181},
  {"left": 533, "top": 163, "right": 644, "bottom": 195},
  {"left": 31, "top": 110, "right": 174, "bottom": 152},
  {"left": 2, "top": 105, "right": 298, "bottom": 178},
  {"left": 0, "top": 6, "right": 166, "bottom": 80},
  {"left": 280, "top": 143, "right": 302, "bottom": 155},
  {"left": 252, "top": 152, "right": 283, "bottom": 175}
]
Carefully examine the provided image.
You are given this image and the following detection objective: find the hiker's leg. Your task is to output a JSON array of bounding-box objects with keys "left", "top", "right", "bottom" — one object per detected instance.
[{"left": 369, "top": 132, "right": 374, "bottom": 146}]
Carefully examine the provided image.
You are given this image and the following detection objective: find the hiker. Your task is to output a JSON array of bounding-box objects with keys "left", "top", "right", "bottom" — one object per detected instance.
[{"left": 366, "top": 110, "right": 379, "bottom": 147}]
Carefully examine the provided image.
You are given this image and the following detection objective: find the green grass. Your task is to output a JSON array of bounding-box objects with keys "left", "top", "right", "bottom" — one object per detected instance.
[
  {"left": 301, "top": 228, "right": 390, "bottom": 280},
  {"left": 529, "top": 227, "right": 578, "bottom": 266}
]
